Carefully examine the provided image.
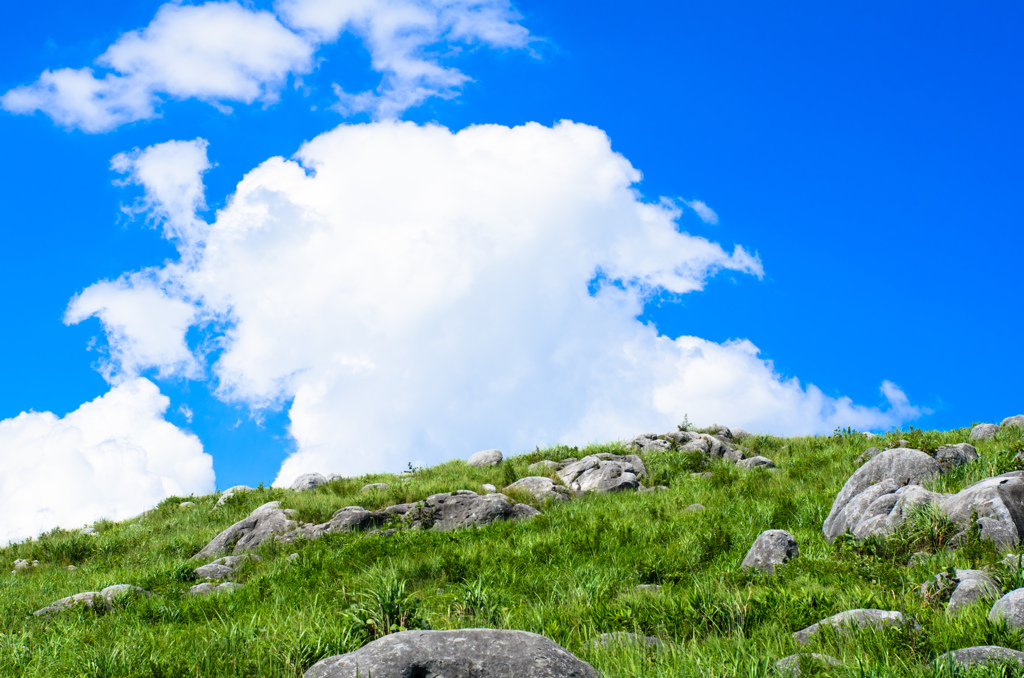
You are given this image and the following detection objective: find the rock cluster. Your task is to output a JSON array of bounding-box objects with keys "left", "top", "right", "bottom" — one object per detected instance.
[
  {"left": 34, "top": 585, "right": 149, "bottom": 617},
  {"left": 194, "top": 491, "right": 539, "bottom": 558},
  {"left": 630, "top": 428, "right": 775, "bottom": 469},
  {"left": 822, "top": 447, "right": 1024, "bottom": 546},
  {"left": 920, "top": 568, "right": 1000, "bottom": 615}
]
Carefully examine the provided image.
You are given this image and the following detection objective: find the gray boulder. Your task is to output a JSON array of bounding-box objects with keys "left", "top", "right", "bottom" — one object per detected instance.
[
  {"left": 179, "top": 501, "right": 195, "bottom": 508},
  {"left": 684, "top": 503, "right": 705, "bottom": 512},
  {"left": 34, "top": 585, "right": 149, "bottom": 617},
  {"left": 737, "top": 456, "right": 776, "bottom": 470},
  {"left": 557, "top": 454, "right": 647, "bottom": 494},
  {"left": 934, "top": 443, "right": 980, "bottom": 470},
  {"left": 822, "top": 448, "right": 941, "bottom": 542},
  {"left": 216, "top": 485, "right": 254, "bottom": 506},
  {"left": 794, "top": 609, "right": 920, "bottom": 645},
  {"left": 304, "top": 629, "right": 599, "bottom": 678},
  {"left": 591, "top": 632, "right": 664, "bottom": 648},
  {"left": 194, "top": 501, "right": 297, "bottom": 558},
  {"left": 940, "top": 472, "right": 1024, "bottom": 547},
  {"left": 360, "top": 483, "right": 388, "bottom": 492},
  {"left": 291, "top": 473, "right": 328, "bottom": 491},
  {"left": 971, "top": 423, "right": 1000, "bottom": 441},
  {"left": 468, "top": 449, "right": 503, "bottom": 467},
  {"left": 741, "top": 530, "right": 799, "bottom": 574},
  {"left": 775, "top": 653, "right": 841, "bottom": 676},
  {"left": 527, "top": 460, "right": 559, "bottom": 473},
  {"left": 936, "top": 646, "right": 1024, "bottom": 668},
  {"left": 481, "top": 483, "right": 497, "bottom": 494},
  {"left": 506, "top": 476, "right": 571, "bottom": 502},
  {"left": 1001, "top": 416, "right": 1024, "bottom": 429},
  {"left": 630, "top": 433, "right": 673, "bottom": 452},
  {"left": 1002, "top": 553, "right": 1024, "bottom": 570},
  {"left": 195, "top": 554, "right": 261, "bottom": 581},
  {"left": 854, "top": 447, "right": 883, "bottom": 464},
  {"left": 731, "top": 428, "right": 752, "bottom": 440},
  {"left": 948, "top": 577, "right": 1001, "bottom": 615},
  {"left": 189, "top": 582, "right": 243, "bottom": 596},
  {"left": 404, "top": 492, "right": 535, "bottom": 531},
  {"left": 988, "top": 589, "right": 1024, "bottom": 629}
]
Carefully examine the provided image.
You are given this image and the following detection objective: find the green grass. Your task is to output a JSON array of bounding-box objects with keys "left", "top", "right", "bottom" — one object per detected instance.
[{"left": 3, "top": 429, "right": 1024, "bottom": 677}]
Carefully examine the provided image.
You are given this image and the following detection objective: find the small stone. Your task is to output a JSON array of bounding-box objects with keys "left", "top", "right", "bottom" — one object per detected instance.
[
  {"left": 481, "top": 484, "right": 497, "bottom": 494},
  {"left": 970, "top": 424, "right": 1000, "bottom": 441},
  {"left": 189, "top": 582, "right": 242, "bottom": 596},
  {"left": 179, "top": 501, "right": 196, "bottom": 508},
  {"left": 360, "top": 483, "right": 389, "bottom": 493},
  {"left": 467, "top": 449, "right": 503, "bottom": 467},
  {"left": 527, "top": 460, "right": 559, "bottom": 473},
  {"left": 683, "top": 503, "right": 705, "bottom": 512},
  {"left": 65, "top": 565, "right": 76, "bottom": 571},
  {"left": 286, "top": 553, "right": 299, "bottom": 563},
  {"left": 741, "top": 529, "right": 799, "bottom": 574},
  {"left": 634, "top": 584, "right": 662, "bottom": 592},
  {"left": 737, "top": 456, "right": 776, "bottom": 470},
  {"left": 12, "top": 559, "right": 34, "bottom": 573}
]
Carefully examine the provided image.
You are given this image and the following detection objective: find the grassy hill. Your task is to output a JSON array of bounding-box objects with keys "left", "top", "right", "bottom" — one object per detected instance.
[{"left": 3, "top": 427, "right": 1024, "bottom": 677}]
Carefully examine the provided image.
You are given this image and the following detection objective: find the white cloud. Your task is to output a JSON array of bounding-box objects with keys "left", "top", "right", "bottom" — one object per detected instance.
[
  {"left": 68, "top": 120, "right": 922, "bottom": 487},
  {"left": 2, "top": 0, "right": 531, "bottom": 131},
  {"left": 0, "top": 378, "right": 214, "bottom": 545},
  {"left": 1, "top": 2, "right": 313, "bottom": 132},
  {"left": 277, "top": 0, "right": 531, "bottom": 118},
  {"left": 685, "top": 199, "right": 719, "bottom": 224}
]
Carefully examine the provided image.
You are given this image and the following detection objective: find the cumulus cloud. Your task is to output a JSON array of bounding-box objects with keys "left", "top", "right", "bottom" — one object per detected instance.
[
  {"left": 277, "top": 0, "right": 531, "bottom": 117},
  {"left": 2, "top": 0, "right": 531, "bottom": 131},
  {"left": 68, "top": 120, "right": 922, "bottom": 486},
  {"left": 685, "top": 199, "right": 719, "bottom": 224},
  {"left": 0, "top": 378, "right": 214, "bottom": 545},
  {"left": 1, "top": 2, "right": 313, "bottom": 132}
]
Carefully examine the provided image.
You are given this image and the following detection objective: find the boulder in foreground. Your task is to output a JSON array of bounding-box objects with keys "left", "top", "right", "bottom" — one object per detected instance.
[
  {"left": 936, "top": 646, "right": 1024, "bottom": 668},
  {"left": 793, "top": 608, "right": 919, "bottom": 646},
  {"left": 741, "top": 529, "right": 799, "bottom": 574},
  {"left": 303, "top": 629, "right": 599, "bottom": 678}
]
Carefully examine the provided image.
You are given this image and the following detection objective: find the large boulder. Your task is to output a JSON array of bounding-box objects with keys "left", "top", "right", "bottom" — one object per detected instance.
[
  {"left": 737, "top": 456, "right": 776, "bottom": 470},
  {"left": 940, "top": 472, "right": 1024, "bottom": 547},
  {"left": 468, "top": 449, "right": 503, "bottom": 467},
  {"left": 557, "top": 454, "right": 646, "bottom": 494},
  {"left": 970, "top": 423, "right": 1000, "bottom": 441},
  {"left": 195, "top": 554, "right": 261, "bottom": 581},
  {"left": 936, "top": 646, "right": 1024, "bottom": 668},
  {"left": 216, "top": 485, "right": 254, "bottom": 506},
  {"left": 403, "top": 491, "right": 535, "bottom": 531},
  {"left": 304, "top": 629, "right": 599, "bottom": 678},
  {"left": 194, "top": 502, "right": 297, "bottom": 558},
  {"left": 934, "top": 443, "right": 980, "bottom": 471},
  {"left": 948, "top": 577, "right": 1001, "bottom": 615},
  {"left": 506, "top": 476, "right": 571, "bottom": 502},
  {"left": 291, "top": 473, "right": 328, "bottom": 491},
  {"left": 988, "top": 589, "right": 1024, "bottom": 629},
  {"left": 822, "top": 449, "right": 941, "bottom": 542},
  {"left": 793, "top": 609, "right": 920, "bottom": 646},
  {"left": 1001, "top": 416, "right": 1024, "bottom": 429},
  {"left": 741, "top": 530, "right": 799, "bottom": 574}
]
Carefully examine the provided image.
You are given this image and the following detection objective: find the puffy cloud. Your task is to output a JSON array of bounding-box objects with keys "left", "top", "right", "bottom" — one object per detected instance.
[
  {"left": 685, "top": 199, "right": 719, "bottom": 224},
  {"left": 0, "top": 378, "right": 214, "bottom": 545},
  {"left": 69, "top": 120, "right": 921, "bottom": 486},
  {"left": 2, "top": 0, "right": 532, "bottom": 131},
  {"left": 1, "top": 2, "right": 313, "bottom": 132},
  {"left": 277, "top": 0, "right": 531, "bottom": 117}
]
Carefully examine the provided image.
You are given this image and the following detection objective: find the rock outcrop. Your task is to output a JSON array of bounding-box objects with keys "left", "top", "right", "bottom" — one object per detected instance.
[
  {"left": 557, "top": 454, "right": 647, "bottom": 494},
  {"left": 505, "top": 476, "right": 571, "bottom": 502},
  {"left": 741, "top": 530, "right": 799, "bottom": 574},
  {"left": 467, "top": 449, "right": 503, "bottom": 467},
  {"left": 303, "top": 629, "right": 599, "bottom": 678}
]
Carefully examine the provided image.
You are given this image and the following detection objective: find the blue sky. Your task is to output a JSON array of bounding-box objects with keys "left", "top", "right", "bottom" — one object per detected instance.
[{"left": 0, "top": 0, "right": 1021, "bottom": 542}]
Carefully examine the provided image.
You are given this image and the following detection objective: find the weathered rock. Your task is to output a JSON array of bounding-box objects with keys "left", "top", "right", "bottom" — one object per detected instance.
[
  {"left": 864, "top": 432, "right": 877, "bottom": 439},
  {"left": 683, "top": 503, "right": 705, "bottom": 512},
  {"left": 738, "top": 456, "right": 776, "bottom": 470},
  {"left": 304, "top": 629, "right": 599, "bottom": 678},
  {"left": 527, "top": 460, "right": 559, "bottom": 473},
  {"left": 511, "top": 503, "right": 542, "bottom": 520},
  {"left": 557, "top": 454, "right": 647, "bottom": 494},
  {"left": 988, "top": 589, "right": 1024, "bottom": 629},
  {"left": 934, "top": 443, "right": 980, "bottom": 470},
  {"left": 705, "top": 424, "right": 733, "bottom": 438},
  {"left": 591, "top": 632, "right": 664, "bottom": 648},
  {"left": 404, "top": 492, "right": 534, "bottom": 531},
  {"left": 775, "top": 653, "right": 842, "bottom": 676},
  {"left": 34, "top": 585, "right": 149, "bottom": 617},
  {"left": 793, "top": 609, "right": 920, "bottom": 645},
  {"left": 12, "top": 558, "right": 37, "bottom": 573},
  {"left": 822, "top": 449, "right": 942, "bottom": 542},
  {"left": 506, "top": 476, "right": 571, "bottom": 502},
  {"left": 662, "top": 430, "right": 699, "bottom": 445},
  {"left": 481, "top": 483, "right": 497, "bottom": 494},
  {"left": 940, "top": 472, "right": 1024, "bottom": 547},
  {"left": 1002, "top": 553, "right": 1024, "bottom": 570},
  {"left": 936, "top": 646, "right": 1024, "bottom": 668},
  {"left": 741, "top": 530, "right": 799, "bottom": 574},
  {"left": 630, "top": 433, "right": 673, "bottom": 452},
  {"left": 971, "top": 423, "right": 1000, "bottom": 441},
  {"left": 360, "top": 483, "right": 388, "bottom": 492},
  {"left": 634, "top": 584, "right": 662, "bottom": 593},
  {"left": 948, "top": 577, "right": 1001, "bottom": 615},
  {"left": 468, "top": 449, "right": 503, "bottom": 467},
  {"left": 195, "top": 554, "right": 261, "bottom": 581},
  {"left": 179, "top": 501, "right": 195, "bottom": 508},
  {"left": 1001, "top": 416, "right": 1024, "bottom": 429},
  {"left": 315, "top": 506, "right": 389, "bottom": 535},
  {"left": 216, "top": 485, "right": 254, "bottom": 506},
  {"left": 723, "top": 448, "right": 744, "bottom": 463},
  {"left": 189, "top": 582, "right": 243, "bottom": 596},
  {"left": 291, "top": 473, "right": 328, "bottom": 491},
  {"left": 731, "top": 428, "right": 752, "bottom": 440},
  {"left": 194, "top": 501, "right": 297, "bottom": 558},
  {"left": 286, "top": 553, "right": 300, "bottom": 563},
  {"left": 637, "top": 484, "right": 669, "bottom": 493}
]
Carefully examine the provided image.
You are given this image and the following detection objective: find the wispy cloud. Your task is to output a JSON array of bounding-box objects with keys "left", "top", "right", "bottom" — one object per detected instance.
[{"left": 685, "top": 199, "right": 719, "bottom": 224}]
